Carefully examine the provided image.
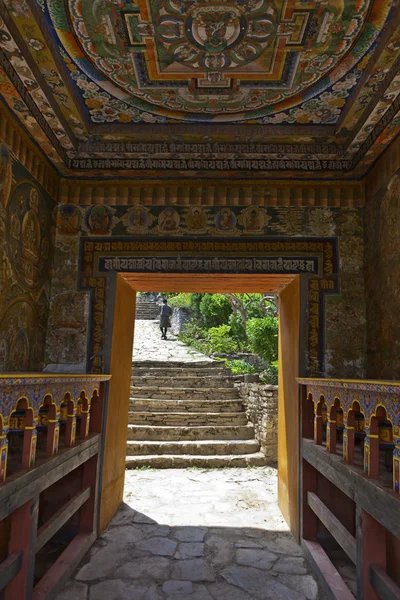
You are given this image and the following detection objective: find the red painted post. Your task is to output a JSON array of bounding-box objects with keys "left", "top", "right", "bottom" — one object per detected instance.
[
  {"left": 5, "top": 497, "right": 39, "bottom": 600},
  {"left": 79, "top": 455, "right": 98, "bottom": 533},
  {"left": 21, "top": 426, "right": 37, "bottom": 470},
  {"left": 365, "top": 434, "right": 379, "bottom": 479},
  {"left": 314, "top": 404, "right": 323, "bottom": 445},
  {"left": 326, "top": 418, "right": 337, "bottom": 454},
  {"left": 302, "top": 460, "right": 318, "bottom": 541},
  {"left": 79, "top": 397, "right": 90, "bottom": 439},
  {"left": 0, "top": 434, "right": 8, "bottom": 482},
  {"left": 65, "top": 405, "right": 76, "bottom": 447},
  {"left": 46, "top": 418, "right": 60, "bottom": 456},
  {"left": 361, "top": 510, "right": 386, "bottom": 600}
]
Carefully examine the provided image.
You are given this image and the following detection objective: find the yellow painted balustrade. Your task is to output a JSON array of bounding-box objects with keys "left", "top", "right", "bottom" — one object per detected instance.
[
  {"left": 298, "top": 378, "right": 400, "bottom": 493},
  {"left": 0, "top": 374, "right": 110, "bottom": 482}
]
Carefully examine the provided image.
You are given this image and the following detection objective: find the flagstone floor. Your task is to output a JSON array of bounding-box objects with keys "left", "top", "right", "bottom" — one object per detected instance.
[
  {"left": 132, "top": 319, "right": 213, "bottom": 363},
  {"left": 55, "top": 467, "right": 326, "bottom": 600}
]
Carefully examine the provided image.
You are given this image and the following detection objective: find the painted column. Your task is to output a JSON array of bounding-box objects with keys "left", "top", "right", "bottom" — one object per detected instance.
[
  {"left": 343, "top": 424, "right": 355, "bottom": 464},
  {"left": 326, "top": 418, "right": 336, "bottom": 453},
  {"left": 46, "top": 417, "right": 60, "bottom": 456},
  {"left": 393, "top": 434, "right": 400, "bottom": 494},
  {"left": 364, "top": 428, "right": 379, "bottom": 479},
  {"left": 360, "top": 510, "right": 387, "bottom": 600},
  {"left": 0, "top": 432, "right": 8, "bottom": 482},
  {"left": 21, "top": 423, "right": 37, "bottom": 470},
  {"left": 314, "top": 411, "right": 323, "bottom": 445},
  {"left": 80, "top": 409, "right": 90, "bottom": 439},
  {"left": 65, "top": 407, "right": 76, "bottom": 447}
]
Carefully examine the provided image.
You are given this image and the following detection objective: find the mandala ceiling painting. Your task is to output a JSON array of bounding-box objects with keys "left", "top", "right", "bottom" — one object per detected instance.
[{"left": 0, "top": 0, "right": 399, "bottom": 177}]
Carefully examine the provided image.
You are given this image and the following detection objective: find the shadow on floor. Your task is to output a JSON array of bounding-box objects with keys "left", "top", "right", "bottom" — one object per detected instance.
[{"left": 55, "top": 503, "right": 327, "bottom": 600}]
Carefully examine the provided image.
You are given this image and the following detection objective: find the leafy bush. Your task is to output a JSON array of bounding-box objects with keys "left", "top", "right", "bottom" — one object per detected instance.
[
  {"left": 167, "top": 293, "right": 192, "bottom": 309},
  {"left": 228, "top": 313, "right": 248, "bottom": 350},
  {"left": 206, "top": 324, "right": 238, "bottom": 354},
  {"left": 246, "top": 316, "right": 278, "bottom": 363},
  {"left": 225, "top": 359, "right": 256, "bottom": 375},
  {"left": 260, "top": 360, "right": 279, "bottom": 385},
  {"left": 199, "top": 294, "right": 232, "bottom": 328}
]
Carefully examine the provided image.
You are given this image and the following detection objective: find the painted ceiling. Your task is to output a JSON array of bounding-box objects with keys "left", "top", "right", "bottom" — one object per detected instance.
[{"left": 0, "top": 0, "right": 399, "bottom": 178}]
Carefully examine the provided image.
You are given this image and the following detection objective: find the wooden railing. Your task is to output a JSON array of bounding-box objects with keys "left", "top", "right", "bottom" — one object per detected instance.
[
  {"left": 299, "top": 378, "right": 400, "bottom": 600},
  {"left": 0, "top": 373, "right": 110, "bottom": 600},
  {"left": 298, "top": 378, "right": 400, "bottom": 491}
]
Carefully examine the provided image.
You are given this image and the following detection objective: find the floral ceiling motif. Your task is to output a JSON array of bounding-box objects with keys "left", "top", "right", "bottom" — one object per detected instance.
[
  {"left": 0, "top": 0, "right": 398, "bottom": 178},
  {"left": 52, "top": 0, "right": 387, "bottom": 122}
]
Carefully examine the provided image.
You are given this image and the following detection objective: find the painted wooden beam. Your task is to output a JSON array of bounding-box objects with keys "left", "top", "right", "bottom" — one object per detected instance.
[
  {"left": 36, "top": 486, "right": 91, "bottom": 553},
  {"left": 369, "top": 565, "right": 400, "bottom": 600},
  {"left": 307, "top": 491, "right": 356, "bottom": 564},
  {"left": 301, "top": 539, "right": 354, "bottom": 600},
  {"left": 0, "top": 552, "right": 22, "bottom": 592}
]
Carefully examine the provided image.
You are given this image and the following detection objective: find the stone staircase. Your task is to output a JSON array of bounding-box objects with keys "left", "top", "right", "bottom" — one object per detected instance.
[
  {"left": 135, "top": 301, "right": 160, "bottom": 320},
  {"left": 126, "top": 360, "right": 266, "bottom": 468}
]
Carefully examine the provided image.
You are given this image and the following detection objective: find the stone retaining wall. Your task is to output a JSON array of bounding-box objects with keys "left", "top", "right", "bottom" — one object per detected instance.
[{"left": 235, "top": 380, "right": 278, "bottom": 463}]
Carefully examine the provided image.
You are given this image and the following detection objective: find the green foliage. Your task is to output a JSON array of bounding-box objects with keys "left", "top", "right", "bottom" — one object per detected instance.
[
  {"left": 260, "top": 361, "right": 279, "bottom": 385},
  {"left": 206, "top": 324, "right": 238, "bottom": 353},
  {"left": 189, "top": 293, "right": 205, "bottom": 313},
  {"left": 167, "top": 293, "right": 192, "bottom": 309},
  {"left": 199, "top": 294, "right": 232, "bottom": 328},
  {"left": 225, "top": 359, "right": 256, "bottom": 375},
  {"left": 228, "top": 313, "right": 248, "bottom": 350},
  {"left": 246, "top": 316, "right": 278, "bottom": 363}
]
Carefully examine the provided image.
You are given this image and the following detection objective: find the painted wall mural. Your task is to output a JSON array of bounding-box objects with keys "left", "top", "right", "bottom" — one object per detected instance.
[
  {"left": 365, "top": 169, "right": 400, "bottom": 380},
  {"left": 0, "top": 141, "right": 55, "bottom": 372},
  {"left": 47, "top": 203, "right": 366, "bottom": 380}
]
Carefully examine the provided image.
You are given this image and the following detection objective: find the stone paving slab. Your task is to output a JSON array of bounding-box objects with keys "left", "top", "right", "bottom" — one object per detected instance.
[
  {"left": 133, "top": 320, "right": 214, "bottom": 363},
  {"left": 55, "top": 468, "right": 325, "bottom": 600}
]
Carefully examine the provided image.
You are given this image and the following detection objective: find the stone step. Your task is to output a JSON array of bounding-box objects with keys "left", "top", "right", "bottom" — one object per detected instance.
[
  {"left": 127, "top": 423, "right": 255, "bottom": 441},
  {"left": 126, "top": 453, "right": 267, "bottom": 469},
  {"left": 130, "top": 386, "right": 239, "bottom": 400},
  {"left": 131, "top": 367, "right": 229, "bottom": 378},
  {"left": 128, "top": 411, "right": 248, "bottom": 426},
  {"left": 131, "top": 360, "right": 224, "bottom": 369},
  {"left": 126, "top": 439, "right": 260, "bottom": 456},
  {"left": 130, "top": 375, "right": 236, "bottom": 388},
  {"left": 129, "top": 398, "right": 244, "bottom": 413}
]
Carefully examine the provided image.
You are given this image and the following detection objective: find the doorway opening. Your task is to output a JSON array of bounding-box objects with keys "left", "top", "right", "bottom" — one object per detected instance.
[{"left": 101, "top": 272, "right": 301, "bottom": 541}]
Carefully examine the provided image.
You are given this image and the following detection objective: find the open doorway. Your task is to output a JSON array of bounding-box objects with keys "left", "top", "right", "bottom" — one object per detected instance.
[{"left": 100, "top": 273, "right": 301, "bottom": 541}]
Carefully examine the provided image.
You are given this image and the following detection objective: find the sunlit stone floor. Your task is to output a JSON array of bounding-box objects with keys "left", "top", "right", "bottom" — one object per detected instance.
[{"left": 55, "top": 467, "right": 325, "bottom": 600}]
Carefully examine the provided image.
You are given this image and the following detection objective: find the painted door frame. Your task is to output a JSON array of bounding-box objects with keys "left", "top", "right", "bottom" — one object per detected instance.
[{"left": 97, "top": 272, "right": 303, "bottom": 540}]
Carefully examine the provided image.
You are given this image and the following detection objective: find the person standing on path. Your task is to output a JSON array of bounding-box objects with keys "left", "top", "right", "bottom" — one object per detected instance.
[{"left": 159, "top": 298, "right": 172, "bottom": 340}]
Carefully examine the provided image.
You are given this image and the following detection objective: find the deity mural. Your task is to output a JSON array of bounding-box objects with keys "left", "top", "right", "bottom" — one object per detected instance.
[
  {"left": 7, "top": 183, "right": 51, "bottom": 290},
  {"left": 122, "top": 206, "right": 156, "bottom": 234},
  {"left": 214, "top": 208, "right": 237, "bottom": 234},
  {"left": 238, "top": 206, "right": 270, "bottom": 234},
  {"left": 85, "top": 205, "right": 114, "bottom": 235},
  {"left": 156, "top": 208, "right": 181, "bottom": 233},
  {"left": 57, "top": 204, "right": 82, "bottom": 235},
  {"left": 0, "top": 300, "right": 43, "bottom": 371},
  {"left": 0, "top": 144, "right": 12, "bottom": 208},
  {"left": 49, "top": 291, "right": 85, "bottom": 331},
  {"left": 185, "top": 207, "right": 209, "bottom": 233}
]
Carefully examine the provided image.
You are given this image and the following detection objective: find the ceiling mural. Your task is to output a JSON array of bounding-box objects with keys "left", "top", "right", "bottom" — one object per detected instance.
[
  {"left": 49, "top": 0, "right": 386, "bottom": 122},
  {"left": 0, "top": 0, "right": 398, "bottom": 178}
]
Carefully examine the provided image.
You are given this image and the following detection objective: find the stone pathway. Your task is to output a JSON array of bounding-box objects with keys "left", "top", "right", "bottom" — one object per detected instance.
[
  {"left": 133, "top": 319, "right": 213, "bottom": 363},
  {"left": 129, "top": 319, "right": 266, "bottom": 467},
  {"left": 56, "top": 468, "right": 325, "bottom": 600}
]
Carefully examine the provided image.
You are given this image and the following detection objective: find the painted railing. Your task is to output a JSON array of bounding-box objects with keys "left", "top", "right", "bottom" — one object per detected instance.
[
  {"left": 299, "top": 378, "right": 400, "bottom": 600},
  {"left": 298, "top": 378, "right": 400, "bottom": 492},
  {"left": 0, "top": 373, "right": 110, "bottom": 600}
]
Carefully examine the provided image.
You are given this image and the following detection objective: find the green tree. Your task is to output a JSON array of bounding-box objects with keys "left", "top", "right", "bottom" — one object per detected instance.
[
  {"left": 199, "top": 294, "right": 232, "bottom": 328},
  {"left": 246, "top": 316, "right": 278, "bottom": 363}
]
